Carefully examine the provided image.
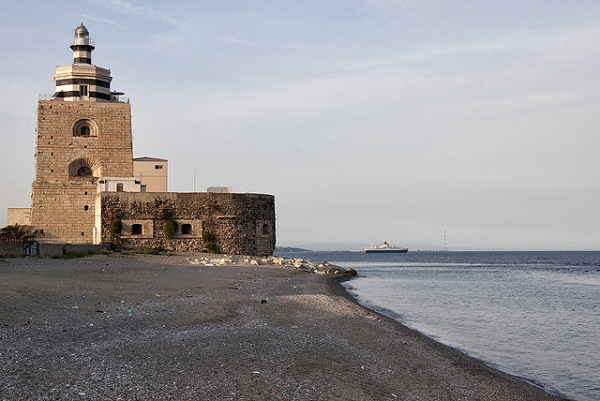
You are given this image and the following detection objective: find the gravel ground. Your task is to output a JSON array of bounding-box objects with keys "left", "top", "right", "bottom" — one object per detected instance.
[{"left": 0, "top": 253, "right": 569, "bottom": 401}]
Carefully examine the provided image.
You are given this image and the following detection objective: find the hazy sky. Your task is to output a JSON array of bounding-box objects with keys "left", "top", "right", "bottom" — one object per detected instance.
[{"left": 1, "top": 0, "right": 599, "bottom": 250}]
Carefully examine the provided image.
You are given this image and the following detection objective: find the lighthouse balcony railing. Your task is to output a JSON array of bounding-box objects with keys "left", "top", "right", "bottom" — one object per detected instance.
[
  {"left": 39, "top": 94, "right": 129, "bottom": 103},
  {"left": 70, "top": 38, "right": 95, "bottom": 46}
]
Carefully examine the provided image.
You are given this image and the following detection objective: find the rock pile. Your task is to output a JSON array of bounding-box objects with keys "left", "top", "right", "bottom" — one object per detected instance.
[{"left": 186, "top": 255, "right": 357, "bottom": 275}]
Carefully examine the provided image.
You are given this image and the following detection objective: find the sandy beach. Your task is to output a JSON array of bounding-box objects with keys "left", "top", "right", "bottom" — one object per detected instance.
[{"left": 0, "top": 253, "right": 568, "bottom": 401}]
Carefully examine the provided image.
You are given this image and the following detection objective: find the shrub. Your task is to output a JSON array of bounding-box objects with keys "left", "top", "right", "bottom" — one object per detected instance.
[
  {"left": 202, "top": 231, "right": 220, "bottom": 253},
  {"left": 109, "top": 219, "right": 122, "bottom": 235},
  {"left": 164, "top": 220, "right": 178, "bottom": 239},
  {"left": 0, "top": 224, "right": 35, "bottom": 241}
]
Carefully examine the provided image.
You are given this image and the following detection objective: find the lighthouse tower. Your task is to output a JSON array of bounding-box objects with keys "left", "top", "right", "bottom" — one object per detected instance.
[
  {"left": 30, "top": 24, "right": 135, "bottom": 244},
  {"left": 53, "top": 23, "right": 113, "bottom": 102}
]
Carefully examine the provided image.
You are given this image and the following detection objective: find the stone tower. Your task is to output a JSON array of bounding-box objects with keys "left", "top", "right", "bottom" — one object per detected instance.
[{"left": 31, "top": 24, "right": 134, "bottom": 244}]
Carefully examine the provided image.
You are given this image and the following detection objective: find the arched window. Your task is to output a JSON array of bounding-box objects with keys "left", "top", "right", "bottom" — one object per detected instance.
[
  {"left": 77, "top": 166, "right": 92, "bottom": 176},
  {"left": 131, "top": 224, "right": 143, "bottom": 235},
  {"left": 73, "top": 118, "right": 96, "bottom": 137},
  {"left": 69, "top": 158, "right": 99, "bottom": 178},
  {"left": 181, "top": 224, "right": 192, "bottom": 235},
  {"left": 262, "top": 224, "right": 270, "bottom": 235}
]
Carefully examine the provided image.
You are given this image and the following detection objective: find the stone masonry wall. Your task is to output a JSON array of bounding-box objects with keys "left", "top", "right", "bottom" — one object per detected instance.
[
  {"left": 31, "top": 100, "right": 133, "bottom": 243},
  {"left": 101, "top": 192, "right": 276, "bottom": 256}
]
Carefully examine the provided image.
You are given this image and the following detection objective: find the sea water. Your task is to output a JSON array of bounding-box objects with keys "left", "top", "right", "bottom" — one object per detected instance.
[{"left": 275, "top": 250, "right": 600, "bottom": 401}]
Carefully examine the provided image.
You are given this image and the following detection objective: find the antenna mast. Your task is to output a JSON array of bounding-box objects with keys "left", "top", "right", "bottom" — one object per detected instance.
[{"left": 443, "top": 230, "right": 448, "bottom": 251}]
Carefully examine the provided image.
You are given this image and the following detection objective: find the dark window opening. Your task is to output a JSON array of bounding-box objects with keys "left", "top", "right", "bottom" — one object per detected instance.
[
  {"left": 83, "top": 205, "right": 89, "bottom": 211},
  {"left": 181, "top": 224, "right": 192, "bottom": 235},
  {"left": 262, "top": 224, "right": 270, "bottom": 235},
  {"left": 140, "top": 185, "right": 147, "bottom": 193},
  {"left": 132, "top": 224, "right": 143, "bottom": 235},
  {"left": 81, "top": 232, "right": 84, "bottom": 236},
  {"left": 155, "top": 165, "right": 164, "bottom": 169},
  {"left": 73, "top": 119, "right": 95, "bottom": 137},
  {"left": 77, "top": 166, "right": 92, "bottom": 176},
  {"left": 116, "top": 183, "right": 124, "bottom": 192}
]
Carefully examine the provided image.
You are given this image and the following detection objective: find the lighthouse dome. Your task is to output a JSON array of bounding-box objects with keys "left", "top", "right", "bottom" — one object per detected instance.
[{"left": 72, "top": 23, "right": 92, "bottom": 46}]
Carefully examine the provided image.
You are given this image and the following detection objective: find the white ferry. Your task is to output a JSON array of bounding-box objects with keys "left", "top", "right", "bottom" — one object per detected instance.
[{"left": 362, "top": 242, "right": 409, "bottom": 254}]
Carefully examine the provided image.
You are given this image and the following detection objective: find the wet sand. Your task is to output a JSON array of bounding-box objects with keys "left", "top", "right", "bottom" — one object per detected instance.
[{"left": 0, "top": 253, "right": 568, "bottom": 400}]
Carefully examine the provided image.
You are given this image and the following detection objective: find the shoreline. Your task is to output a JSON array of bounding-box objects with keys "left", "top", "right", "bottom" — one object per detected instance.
[
  {"left": 327, "top": 273, "right": 571, "bottom": 400},
  {"left": 1, "top": 253, "right": 569, "bottom": 400}
]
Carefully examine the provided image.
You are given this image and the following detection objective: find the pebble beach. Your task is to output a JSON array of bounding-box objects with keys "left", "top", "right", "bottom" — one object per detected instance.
[{"left": 0, "top": 253, "right": 568, "bottom": 400}]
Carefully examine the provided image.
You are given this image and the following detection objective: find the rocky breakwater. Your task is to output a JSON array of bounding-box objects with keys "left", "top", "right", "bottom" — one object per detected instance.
[{"left": 186, "top": 255, "right": 357, "bottom": 276}]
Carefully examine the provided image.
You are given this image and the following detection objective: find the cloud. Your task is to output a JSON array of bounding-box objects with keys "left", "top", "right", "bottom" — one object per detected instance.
[
  {"left": 216, "top": 35, "right": 255, "bottom": 47},
  {"left": 71, "top": 13, "right": 128, "bottom": 29},
  {"left": 88, "top": 0, "right": 179, "bottom": 25}
]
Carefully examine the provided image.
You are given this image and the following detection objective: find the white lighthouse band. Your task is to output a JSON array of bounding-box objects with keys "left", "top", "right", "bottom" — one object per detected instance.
[{"left": 52, "top": 23, "right": 113, "bottom": 102}]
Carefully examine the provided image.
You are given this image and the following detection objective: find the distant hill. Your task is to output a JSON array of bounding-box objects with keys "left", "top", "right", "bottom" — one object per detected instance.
[{"left": 275, "top": 246, "right": 312, "bottom": 253}]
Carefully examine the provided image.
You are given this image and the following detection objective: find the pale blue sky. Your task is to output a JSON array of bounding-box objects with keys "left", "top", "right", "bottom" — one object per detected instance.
[{"left": 1, "top": 0, "right": 599, "bottom": 250}]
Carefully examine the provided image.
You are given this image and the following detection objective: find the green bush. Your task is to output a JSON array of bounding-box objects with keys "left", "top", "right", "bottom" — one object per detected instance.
[
  {"left": 109, "top": 219, "right": 122, "bottom": 235},
  {"left": 164, "top": 220, "right": 178, "bottom": 239},
  {"left": 0, "top": 224, "right": 35, "bottom": 241},
  {"left": 202, "top": 231, "right": 220, "bottom": 253}
]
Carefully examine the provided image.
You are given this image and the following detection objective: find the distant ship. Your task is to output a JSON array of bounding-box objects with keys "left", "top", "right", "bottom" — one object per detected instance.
[{"left": 362, "top": 242, "right": 408, "bottom": 253}]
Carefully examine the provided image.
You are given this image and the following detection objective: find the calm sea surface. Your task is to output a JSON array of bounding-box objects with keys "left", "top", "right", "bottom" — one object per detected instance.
[{"left": 275, "top": 250, "right": 600, "bottom": 401}]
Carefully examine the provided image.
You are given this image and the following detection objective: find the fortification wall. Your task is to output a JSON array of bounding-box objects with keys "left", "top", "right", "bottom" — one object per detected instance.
[
  {"left": 31, "top": 183, "right": 98, "bottom": 243},
  {"left": 100, "top": 192, "right": 276, "bottom": 256},
  {"left": 31, "top": 100, "right": 133, "bottom": 244}
]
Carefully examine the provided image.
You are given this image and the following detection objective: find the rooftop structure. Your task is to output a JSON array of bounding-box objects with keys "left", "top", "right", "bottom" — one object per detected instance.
[{"left": 52, "top": 23, "right": 118, "bottom": 102}]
